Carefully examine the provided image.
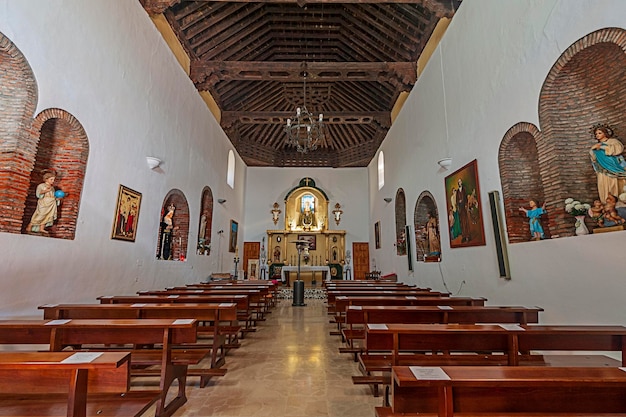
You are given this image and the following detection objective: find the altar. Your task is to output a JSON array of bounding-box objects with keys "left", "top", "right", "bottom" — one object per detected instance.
[
  {"left": 281, "top": 265, "right": 331, "bottom": 287},
  {"left": 266, "top": 177, "right": 347, "bottom": 287}
]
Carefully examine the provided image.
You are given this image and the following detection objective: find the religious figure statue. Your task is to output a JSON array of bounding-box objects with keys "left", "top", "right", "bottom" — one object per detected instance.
[
  {"left": 299, "top": 199, "right": 316, "bottom": 228},
  {"left": 601, "top": 194, "right": 625, "bottom": 226},
  {"left": 426, "top": 211, "right": 441, "bottom": 255},
  {"left": 27, "top": 170, "right": 60, "bottom": 235},
  {"left": 589, "top": 124, "right": 626, "bottom": 203},
  {"left": 518, "top": 200, "right": 547, "bottom": 240},
  {"left": 159, "top": 203, "right": 175, "bottom": 259}
]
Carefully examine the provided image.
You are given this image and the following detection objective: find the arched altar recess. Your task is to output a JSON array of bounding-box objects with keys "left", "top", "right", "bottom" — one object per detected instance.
[{"left": 266, "top": 177, "right": 346, "bottom": 284}]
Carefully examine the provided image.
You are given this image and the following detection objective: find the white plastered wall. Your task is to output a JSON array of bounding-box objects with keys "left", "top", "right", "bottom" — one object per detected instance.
[
  {"left": 0, "top": 0, "right": 245, "bottom": 317},
  {"left": 368, "top": 0, "right": 626, "bottom": 325}
]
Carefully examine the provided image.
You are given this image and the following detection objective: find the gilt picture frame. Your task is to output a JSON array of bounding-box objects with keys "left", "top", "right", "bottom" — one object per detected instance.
[
  {"left": 444, "top": 159, "right": 486, "bottom": 248},
  {"left": 111, "top": 185, "right": 142, "bottom": 242}
]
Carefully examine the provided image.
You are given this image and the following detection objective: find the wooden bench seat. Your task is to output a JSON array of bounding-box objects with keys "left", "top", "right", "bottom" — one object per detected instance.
[
  {"left": 98, "top": 295, "right": 256, "bottom": 336},
  {"left": 379, "top": 365, "right": 626, "bottom": 416},
  {"left": 139, "top": 287, "right": 271, "bottom": 322},
  {"left": 331, "top": 296, "right": 488, "bottom": 336},
  {"left": 341, "top": 305, "right": 543, "bottom": 359},
  {"left": 356, "top": 323, "right": 626, "bottom": 398},
  {"left": 0, "top": 319, "right": 199, "bottom": 417},
  {"left": 40, "top": 302, "right": 239, "bottom": 371},
  {"left": 0, "top": 351, "right": 160, "bottom": 417}
]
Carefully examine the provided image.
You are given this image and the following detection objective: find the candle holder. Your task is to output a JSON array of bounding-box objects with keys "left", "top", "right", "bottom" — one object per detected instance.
[{"left": 233, "top": 256, "right": 240, "bottom": 280}]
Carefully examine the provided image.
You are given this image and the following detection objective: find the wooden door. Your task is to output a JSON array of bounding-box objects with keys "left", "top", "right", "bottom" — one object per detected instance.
[
  {"left": 352, "top": 242, "right": 369, "bottom": 280},
  {"left": 243, "top": 242, "right": 260, "bottom": 279}
]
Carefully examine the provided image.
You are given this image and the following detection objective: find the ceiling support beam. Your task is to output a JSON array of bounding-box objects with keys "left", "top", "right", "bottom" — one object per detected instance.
[{"left": 191, "top": 61, "right": 417, "bottom": 90}]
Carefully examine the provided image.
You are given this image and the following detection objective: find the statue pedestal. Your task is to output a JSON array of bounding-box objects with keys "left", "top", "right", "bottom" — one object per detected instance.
[
  {"left": 292, "top": 280, "right": 306, "bottom": 306},
  {"left": 591, "top": 224, "right": 625, "bottom": 234}
]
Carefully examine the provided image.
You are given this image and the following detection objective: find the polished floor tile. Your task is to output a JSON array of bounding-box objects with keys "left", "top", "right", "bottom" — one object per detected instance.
[{"left": 173, "top": 299, "right": 381, "bottom": 417}]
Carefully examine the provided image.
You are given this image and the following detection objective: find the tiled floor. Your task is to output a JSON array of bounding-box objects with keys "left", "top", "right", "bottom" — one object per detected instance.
[{"left": 172, "top": 298, "right": 381, "bottom": 417}]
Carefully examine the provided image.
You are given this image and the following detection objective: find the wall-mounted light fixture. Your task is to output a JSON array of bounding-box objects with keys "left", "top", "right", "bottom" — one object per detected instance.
[
  {"left": 271, "top": 202, "right": 282, "bottom": 225},
  {"left": 383, "top": 197, "right": 392, "bottom": 203},
  {"left": 146, "top": 156, "right": 162, "bottom": 170},
  {"left": 437, "top": 157, "right": 452, "bottom": 170},
  {"left": 332, "top": 203, "right": 343, "bottom": 225},
  {"left": 218, "top": 199, "right": 226, "bottom": 204}
]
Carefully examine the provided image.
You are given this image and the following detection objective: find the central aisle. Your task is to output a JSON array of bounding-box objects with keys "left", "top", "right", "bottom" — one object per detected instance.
[{"left": 178, "top": 298, "right": 381, "bottom": 417}]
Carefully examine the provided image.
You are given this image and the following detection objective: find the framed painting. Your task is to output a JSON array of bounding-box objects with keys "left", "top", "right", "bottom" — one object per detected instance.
[
  {"left": 299, "top": 234, "right": 316, "bottom": 250},
  {"left": 444, "top": 159, "right": 486, "bottom": 248},
  {"left": 111, "top": 185, "right": 142, "bottom": 242},
  {"left": 374, "top": 221, "right": 381, "bottom": 249},
  {"left": 229, "top": 220, "right": 238, "bottom": 253},
  {"left": 248, "top": 259, "right": 259, "bottom": 279}
]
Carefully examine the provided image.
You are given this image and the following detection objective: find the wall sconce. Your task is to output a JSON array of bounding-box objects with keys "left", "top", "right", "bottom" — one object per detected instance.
[
  {"left": 332, "top": 203, "right": 343, "bottom": 225},
  {"left": 383, "top": 197, "right": 392, "bottom": 203},
  {"left": 218, "top": 199, "right": 226, "bottom": 204},
  {"left": 146, "top": 156, "right": 162, "bottom": 170},
  {"left": 271, "top": 202, "right": 281, "bottom": 225},
  {"left": 437, "top": 157, "right": 452, "bottom": 170}
]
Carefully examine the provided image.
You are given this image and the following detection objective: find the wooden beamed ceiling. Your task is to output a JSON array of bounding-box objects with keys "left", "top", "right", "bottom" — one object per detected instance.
[{"left": 141, "top": 0, "right": 461, "bottom": 167}]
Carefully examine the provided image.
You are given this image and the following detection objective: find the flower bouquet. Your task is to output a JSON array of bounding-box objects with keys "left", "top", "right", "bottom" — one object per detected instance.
[
  {"left": 564, "top": 198, "right": 590, "bottom": 216},
  {"left": 564, "top": 198, "right": 591, "bottom": 235}
]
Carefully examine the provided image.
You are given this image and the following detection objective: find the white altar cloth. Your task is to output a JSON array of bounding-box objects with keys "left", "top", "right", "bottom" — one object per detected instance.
[{"left": 281, "top": 265, "right": 332, "bottom": 282}]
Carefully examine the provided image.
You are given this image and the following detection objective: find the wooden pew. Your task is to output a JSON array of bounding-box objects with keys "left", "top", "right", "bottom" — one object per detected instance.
[
  {"left": 0, "top": 351, "right": 159, "bottom": 417},
  {"left": 331, "top": 296, "right": 487, "bottom": 336},
  {"left": 139, "top": 287, "right": 270, "bottom": 322},
  {"left": 341, "top": 305, "right": 543, "bottom": 359},
  {"left": 378, "top": 365, "right": 626, "bottom": 417},
  {"left": 98, "top": 294, "right": 256, "bottom": 335},
  {"left": 0, "top": 318, "right": 199, "bottom": 417},
  {"left": 364, "top": 323, "right": 626, "bottom": 366},
  {"left": 186, "top": 281, "right": 279, "bottom": 308},
  {"left": 358, "top": 323, "right": 626, "bottom": 398},
  {"left": 39, "top": 302, "right": 238, "bottom": 372},
  {"left": 327, "top": 289, "right": 451, "bottom": 305}
]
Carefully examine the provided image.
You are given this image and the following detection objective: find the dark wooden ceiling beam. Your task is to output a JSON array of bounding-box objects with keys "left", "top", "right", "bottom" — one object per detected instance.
[
  {"left": 178, "top": 0, "right": 459, "bottom": 19},
  {"left": 221, "top": 111, "right": 391, "bottom": 126},
  {"left": 191, "top": 61, "right": 416, "bottom": 85}
]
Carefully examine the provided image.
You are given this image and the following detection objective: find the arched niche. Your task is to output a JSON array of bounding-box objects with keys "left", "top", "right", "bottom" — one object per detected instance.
[
  {"left": 156, "top": 189, "right": 190, "bottom": 261},
  {"left": 284, "top": 177, "right": 329, "bottom": 232},
  {"left": 414, "top": 191, "right": 441, "bottom": 262},
  {"left": 537, "top": 27, "right": 626, "bottom": 237},
  {"left": 197, "top": 186, "right": 213, "bottom": 255},
  {"left": 0, "top": 31, "right": 38, "bottom": 234},
  {"left": 21, "top": 109, "right": 89, "bottom": 239},
  {"left": 499, "top": 123, "right": 549, "bottom": 243},
  {"left": 394, "top": 188, "right": 407, "bottom": 256}
]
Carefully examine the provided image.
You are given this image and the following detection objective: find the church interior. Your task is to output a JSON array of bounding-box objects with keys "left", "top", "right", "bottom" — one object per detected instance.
[{"left": 1, "top": 0, "right": 626, "bottom": 416}]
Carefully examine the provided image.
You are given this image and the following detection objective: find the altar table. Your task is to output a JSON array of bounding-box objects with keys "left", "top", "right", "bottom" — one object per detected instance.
[{"left": 281, "top": 265, "right": 331, "bottom": 286}]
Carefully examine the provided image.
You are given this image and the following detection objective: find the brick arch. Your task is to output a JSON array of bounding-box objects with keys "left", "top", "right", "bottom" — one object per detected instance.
[
  {"left": 21, "top": 109, "right": 89, "bottom": 239},
  {"left": 0, "top": 31, "right": 38, "bottom": 234},
  {"left": 499, "top": 122, "right": 550, "bottom": 243},
  {"left": 538, "top": 27, "right": 626, "bottom": 237},
  {"left": 157, "top": 189, "right": 190, "bottom": 261},
  {"left": 196, "top": 186, "right": 214, "bottom": 255},
  {"left": 394, "top": 188, "right": 407, "bottom": 256},
  {"left": 414, "top": 191, "right": 440, "bottom": 262}
]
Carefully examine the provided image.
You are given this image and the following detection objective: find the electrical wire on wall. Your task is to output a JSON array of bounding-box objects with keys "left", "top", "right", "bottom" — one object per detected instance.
[{"left": 438, "top": 261, "right": 465, "bottom": 295}]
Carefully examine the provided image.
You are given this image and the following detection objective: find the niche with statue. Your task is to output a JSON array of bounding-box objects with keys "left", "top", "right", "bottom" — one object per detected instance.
[{"left": 414, "top": 191, "right": 441, "bottom": 262}]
